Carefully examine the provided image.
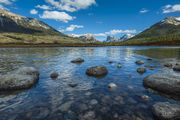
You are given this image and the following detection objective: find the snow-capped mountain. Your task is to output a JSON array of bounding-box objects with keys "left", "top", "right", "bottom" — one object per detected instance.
[{"left": 0, "top": 9, "right": 61, "bottom": 35}]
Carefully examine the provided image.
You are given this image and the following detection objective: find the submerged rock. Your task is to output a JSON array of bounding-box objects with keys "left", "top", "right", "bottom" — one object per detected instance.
[
  {"left": 137, "top": 67, "right": 146, "bottom": 74},
  {"left": 86, "top": 66, "right": 108, "bottom": 77},
  {"left": 71, "top": 58, "right": 84, "bottom": 64},
  {"left": 147, "top": 58, "right": 152, "bottom": 61},
  {"left": 164, "top": 63, "right": 173, "bottom": 68},
  {"left": 117, "top": 63, "right": 122, "bottom": 68},
  {"left": 0, "top": 67, "right": 39, "bottom": 91},
  {"left": 50, "top": 72, "right": 59, "bottom": 79},
  {"left": 68, "top": 83, "right": 78, "bottom": 88},
  {"left": 108, "top": 83, "right": 117, "bottom": 90},
  {"left": 173, "top": 64, "right": 180, "bottom": 71},
  {"left": 143, "top": 74, "right": 180, "bottom": 98},
  {"left": 152, "top": 102, "right": 180, "bottom": 120},
  {"left": 135, "top": 60, "right": 144, "bottom": 65},
  {"left": 141, "top": 95, "right": 150, "bottom": 101}
]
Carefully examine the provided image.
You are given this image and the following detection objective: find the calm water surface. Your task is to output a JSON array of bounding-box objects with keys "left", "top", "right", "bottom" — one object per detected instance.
[{"left": 0, "top": 46, "right": 179, "bottom": 120}]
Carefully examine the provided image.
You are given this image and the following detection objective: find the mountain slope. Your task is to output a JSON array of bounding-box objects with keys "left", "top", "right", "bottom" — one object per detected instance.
[
  {"left": 122, "top": 17, "right": 180, "bottom": 45},
  {"left": 0, "top": 9, "right": 87, "bottom": 45},
  {"left": 0, "top": 9, "right": 61, "bottom": 35}
]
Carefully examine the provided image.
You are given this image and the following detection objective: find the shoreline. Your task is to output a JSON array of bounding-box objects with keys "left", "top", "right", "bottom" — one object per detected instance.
[{"left": 0, "top": 43, "right": 180, "bottom": 48}]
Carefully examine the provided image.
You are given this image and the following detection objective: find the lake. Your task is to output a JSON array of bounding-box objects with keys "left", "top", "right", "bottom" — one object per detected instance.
[{"left": 0, "top": 46, "right": 179, "bottom": 120}]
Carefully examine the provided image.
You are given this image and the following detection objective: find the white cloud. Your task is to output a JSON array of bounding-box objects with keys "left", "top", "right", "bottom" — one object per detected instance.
[
  {"left": 68, "top": 29, "right": 137, "bottom": 37},
  {"left": 40, "top": 10, "right": 75, "bottom": 23},
  {"left": 66, "top": 24, "right": 84, "bottom": 31},
  {"left": 163, "top": 4, "right": 180, "bottom": 13},
  {"left": 36, "top": 5, "right": 52, "bottom": 10},
  {"left": 45, "top": 0, "right": 96, "bottom": 12},
  {"left": 59, "top": 24, "right": 84, "bottom": 32},
  {"left": 0, "top": 0, "right": 12, "bottom": 5},
  {"left": 140, "top": 8, "right": 149, "bottom": 13},
  {"left": 30, "top": 9, "right": 38, "bottom": 15},
  {"left": 105, "top": 29, "right": 137, "bottom": 35}
]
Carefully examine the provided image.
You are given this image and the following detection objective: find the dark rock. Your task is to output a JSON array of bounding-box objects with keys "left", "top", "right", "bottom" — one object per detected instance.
[
  {"left": 145, "top": 65, "right": 155, "bottom": 70},
  {"left": 137, "top": 67, "right": 146, "bottom": 74},
  {"left": 164, "top": 63, "right": 173, "bottom": 68},
  {"left": 152, "top": 102, "right": 180, "bottom": 120},
  {"left": 135, "top": 60, "right": 144, "bottom": 65},
  {"left": 71, "top": 58, "right": 84, "bottom": 64},
  {"left": 50, "top": 72, "right": 59, "bottom": 79},
  {"left": 68, "top": 83, "right": 78, "bottom": 88},
  {"left": 108, "top": 61, "right": 113, "bottom": 64},
  {"left": 86, "top": 66, "right": 108, "bottom": 77},
  {"left": 0, "top": 67, "right": 39, "bottom": 91},
  {"left": 147, "top": 58, "right": 152, "bottom": 61},
  {"left": 173, "top": 64, "right": 180, "bottom": 71},
  {"left": 143, "top": 74, "right": 180, "bottom": 98}
]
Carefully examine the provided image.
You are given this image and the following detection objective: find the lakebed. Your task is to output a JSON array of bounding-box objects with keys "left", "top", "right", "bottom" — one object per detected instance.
[{"left": 0, "top": 46, "right": 179, "bottom": 120}]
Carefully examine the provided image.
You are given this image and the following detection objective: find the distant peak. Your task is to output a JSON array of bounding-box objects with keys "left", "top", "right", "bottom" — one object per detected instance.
[{"left": 161, "top": 16, "right": 180, "bottom": 25}]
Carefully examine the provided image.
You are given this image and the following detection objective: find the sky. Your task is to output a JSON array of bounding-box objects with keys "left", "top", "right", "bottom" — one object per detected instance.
[{"left": 0, "top": 0, "right": 180, "bottom": 40}]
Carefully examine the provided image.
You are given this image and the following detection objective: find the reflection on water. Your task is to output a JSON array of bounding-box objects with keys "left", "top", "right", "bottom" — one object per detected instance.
[
  {"left": 135, "top": 47, "right": 180, "bottom": 59},
  {"left": 0, "top": 46, "right": 179, "bottom": 120}
]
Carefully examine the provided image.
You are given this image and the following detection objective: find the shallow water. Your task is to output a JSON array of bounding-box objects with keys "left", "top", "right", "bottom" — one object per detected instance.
[{"left": 0, "top": 46, "right": 179, "bottom": 120}]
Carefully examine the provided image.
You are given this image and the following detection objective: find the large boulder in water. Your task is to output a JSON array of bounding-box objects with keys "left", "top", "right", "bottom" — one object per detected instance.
[
  {"left": 143, "top": 74, "right": 180, "bottom": 99},
  {"left": 152, "top": 102, "right": 180, "bottom": 120},
  {"left": 173, "top": 64, "right": 180, "bottom": 72},
  {"left": 86, "top": 66, "right": 108, "bottom": 77},
  {"left": 0, "top": 67, "right": 39, "bottom": 91}
]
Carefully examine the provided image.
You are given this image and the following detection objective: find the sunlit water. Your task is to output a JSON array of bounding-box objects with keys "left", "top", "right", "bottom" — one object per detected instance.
[{"left": 0, "top": 46, "right": 179, "bottom": 120}]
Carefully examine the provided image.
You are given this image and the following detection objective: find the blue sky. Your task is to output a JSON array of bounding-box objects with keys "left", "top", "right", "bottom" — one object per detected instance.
[{"left": 0, "top": 0, "right": 180, "bottom": 40}]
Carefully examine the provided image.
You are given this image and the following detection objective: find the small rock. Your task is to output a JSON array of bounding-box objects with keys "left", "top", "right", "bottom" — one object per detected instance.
[
  {"left": 173, "top": 64, "right": 180, "bottom": 71},
  {"left": 137, "top": 67, "right": 146, "bottom": 74},
  {"left": 86, "top": 66, "right": 108, "bottom": 77},
  {"left": 59, "top": 101, "right": 73, "bottom": 112},
  {"left": 80, "top": 111, "right": 95, "bottom": 120},
  {"left": 117, "top": 63, "right": 122, "bottom": 68},
  {"left": 164, "top": 63, "right": 173, "bottom": 68},
  {"left": 108, "top": 83, "right": 117, "bottom": 90},
  {"left": 50, "top": 72, "right": 59, "bottom": 79},
  {"left": 108, "top": 61, "right": 113, "bottom": 64},
  {"left": 71, "top": 58, "right": 84, "bottom": 64},
  {"left": 152, "top": 102, "right": 180, "bottom": 120},
  {"left": 135, "top": 60, "right": 144, "bottom": 65},
  {"left": 141, "top": 95, "right": 150, "bottom": 101},
  {"left": 68, "top": 83, "right": 78, "bottom": 88},
  {"left": 85, "top": 92, "right": 92, "bottom": 96},
  {"left": 147, "top": 58, "right": 152, "bottom": 61},
  {"left": 90, "top": 99, "right": 98, "bottom": 105}
]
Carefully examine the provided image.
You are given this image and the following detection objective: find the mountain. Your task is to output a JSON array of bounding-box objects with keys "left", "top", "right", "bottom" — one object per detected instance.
[
  {"left": 106, "top": 36, "right": 117, "bottom": 42},
  {"left": 123, "top": 17, "right": 180, "bottom": 45},
  {"left": 119, "top": 34, "right": 135, "bottom": 41},
  {"left": 0, "top": 9, "right": 85, "bottom": 45},
  {"left": 0, "top": 9, "right": 61, "bottom": 35},
  {"left": 106, "top": 34, "right": 134, "bottom": 42}
]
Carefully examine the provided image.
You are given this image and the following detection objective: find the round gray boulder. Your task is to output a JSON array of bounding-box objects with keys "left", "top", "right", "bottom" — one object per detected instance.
[
  {"left": 153, "top": 102, "right": 180, "bottom": 120},
  {"left": 86, "top": 66, "right": 108, "bottom": 77},
  {"left": 50, "top": 72, "right": 59, "bottom": 79},
  {"left": 173, "top": 64, "right": 180, "bottom": 72},
  {"left": 0, "top": 67, "right": 39, "bottom": 91},
  {"left": 143, "top": 74, "right": 180, "bottom": 98}
]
